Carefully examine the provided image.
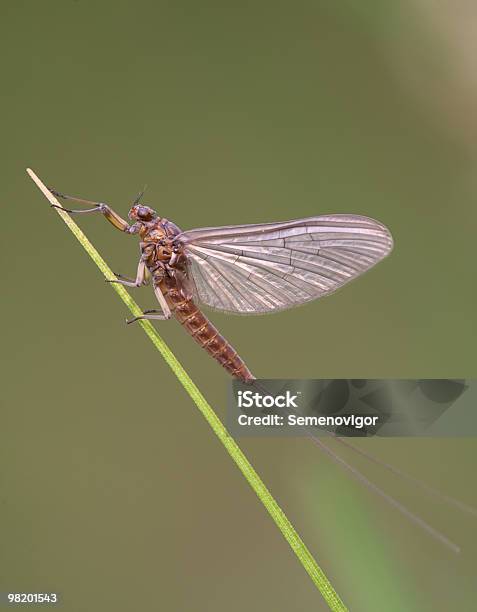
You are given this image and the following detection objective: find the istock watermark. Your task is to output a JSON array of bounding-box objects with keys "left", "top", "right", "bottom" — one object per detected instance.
[{"left": 227, "top": 379, "right": 474, "bottom": 437}]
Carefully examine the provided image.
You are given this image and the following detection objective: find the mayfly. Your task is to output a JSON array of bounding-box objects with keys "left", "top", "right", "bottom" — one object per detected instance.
[{"left": 47, "top": 187, "right": 393, "bottom": 381}]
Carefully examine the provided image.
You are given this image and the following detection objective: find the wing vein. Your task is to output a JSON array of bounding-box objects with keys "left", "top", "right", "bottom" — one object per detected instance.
[{"left": 180, "top": 214, "right": 393, "bottom": 314}]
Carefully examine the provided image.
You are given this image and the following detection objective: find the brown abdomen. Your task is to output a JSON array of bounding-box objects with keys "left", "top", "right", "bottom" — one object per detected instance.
[{"left": 157, "top": 276, "right": 255, "bottom": 382}]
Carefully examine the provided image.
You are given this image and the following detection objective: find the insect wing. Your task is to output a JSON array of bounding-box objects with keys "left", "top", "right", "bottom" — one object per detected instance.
[{"left": 177, "top": 215, "right": 393, "bottom": 314}]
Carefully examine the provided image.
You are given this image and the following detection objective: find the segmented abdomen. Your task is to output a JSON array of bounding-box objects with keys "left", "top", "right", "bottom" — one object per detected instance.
[{"left": 157, "top": 276, "right": 255, "bottom": 382}]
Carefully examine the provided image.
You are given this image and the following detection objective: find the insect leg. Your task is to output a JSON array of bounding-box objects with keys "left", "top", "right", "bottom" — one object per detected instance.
[
  {"left": 107, "top": 268, "right": 152, "bottom": 285},
  {"left": 126, "top": 311, "right": 169, "bottom": 324},
  {"left": 108, "top": 272, "right": 136, "bottom": 283},
  {"left": 126, "top": 284, "right": 172, "bottom": 324},
  {"left": 49, "top": 188, "right": 136, "bottom": 233},
  {"left": 106, "top": 260, "right": 149, "bottom": 288}
]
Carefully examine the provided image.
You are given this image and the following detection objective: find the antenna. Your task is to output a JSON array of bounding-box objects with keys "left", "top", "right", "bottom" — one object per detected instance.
[{"left": 133, "top": 184, "right": 148, "bottom": 205}]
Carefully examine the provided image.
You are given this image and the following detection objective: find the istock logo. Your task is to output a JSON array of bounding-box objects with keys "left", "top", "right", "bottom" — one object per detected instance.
[{"left": 237, "top": 390, "right": 301, "bottom": 409}]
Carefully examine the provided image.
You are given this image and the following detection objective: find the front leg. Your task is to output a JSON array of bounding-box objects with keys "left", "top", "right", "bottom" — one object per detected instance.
[{"left": 49, "top": 188, "right": 139, "bottom": 234}]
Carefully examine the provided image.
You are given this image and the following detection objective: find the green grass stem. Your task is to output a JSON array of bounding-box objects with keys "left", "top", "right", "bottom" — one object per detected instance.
[{"left": 27, "top": 168, "right": 347, "bottom": 611}]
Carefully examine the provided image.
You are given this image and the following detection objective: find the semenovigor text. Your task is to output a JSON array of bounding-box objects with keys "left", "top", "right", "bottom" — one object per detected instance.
[{"left": 238, "top": 414, "right": 379, "bottom": 429}]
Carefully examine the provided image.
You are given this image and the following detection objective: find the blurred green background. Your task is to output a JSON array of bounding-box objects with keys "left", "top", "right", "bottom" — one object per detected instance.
[{"left": 2, "top": 1, "right": 476, "bottom": 610}]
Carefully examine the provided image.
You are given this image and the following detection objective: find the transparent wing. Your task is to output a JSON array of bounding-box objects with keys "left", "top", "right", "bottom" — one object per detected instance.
[{"left": 177, "top": 215, "right": 393, "bottom": 314}]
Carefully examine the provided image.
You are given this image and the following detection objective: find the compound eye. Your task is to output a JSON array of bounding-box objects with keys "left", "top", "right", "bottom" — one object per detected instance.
[{"left": 137, "top": 206, "right": 150, "bottom": 219}]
